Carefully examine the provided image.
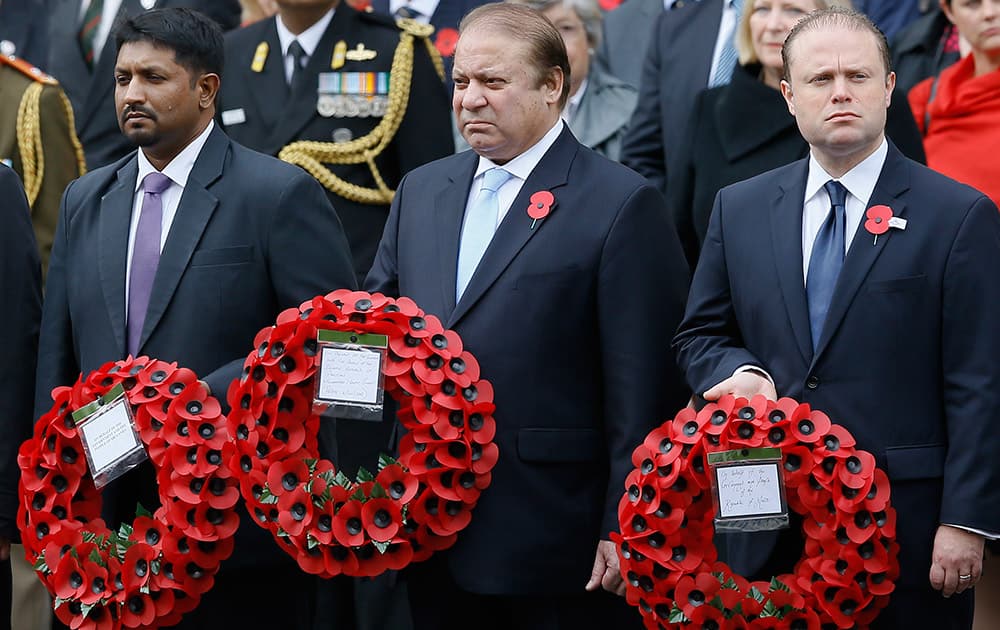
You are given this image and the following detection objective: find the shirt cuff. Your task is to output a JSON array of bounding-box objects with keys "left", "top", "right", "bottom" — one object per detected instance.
[{"left": 942, "top": 523, "right": 1000, "bottom": 541}]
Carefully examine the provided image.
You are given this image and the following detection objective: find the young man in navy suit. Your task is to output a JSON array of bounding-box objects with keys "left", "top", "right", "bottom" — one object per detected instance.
[
  {"left": 366, "top": 4, "right": 690, "bottom": 627},
  {"left": 35, "top": 8, "right": 355, "bottom": 628},
  {"left": 674, "top": 8, "right": 1000, "bottom": 628}
]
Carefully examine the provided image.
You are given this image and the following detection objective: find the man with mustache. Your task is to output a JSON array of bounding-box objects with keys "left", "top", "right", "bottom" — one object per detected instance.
[
  {"left": 34, "top": 8, "right": 355, "bottom": 628},
  {"left": 674, "top": 8, "right": 1000, "bottom": 628},
  {"left": 365, "top": 4, "right": 690, "bottom": 628}
]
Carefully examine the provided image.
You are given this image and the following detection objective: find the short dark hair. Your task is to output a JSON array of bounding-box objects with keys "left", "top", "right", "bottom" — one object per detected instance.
[
  {"left": 781, "top": 7, "right": 891, "bottom": 83},
  {"left": 113, "top": 7, "right": 224, "bottom": 80},
  {"left": 459, "top": 3, "right": 571, "bottom": 108}
]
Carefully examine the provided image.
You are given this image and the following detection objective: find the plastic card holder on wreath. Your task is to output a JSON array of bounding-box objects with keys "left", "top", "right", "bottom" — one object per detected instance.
[
  {"left": 71, "top": 383, "right": 149, "bottom": 489},
  {"left": 312, "top": 330, "right": 388, "bottom": 421},
  {"left": 707, "top": 447, "right": 790, "bottom": 532}
]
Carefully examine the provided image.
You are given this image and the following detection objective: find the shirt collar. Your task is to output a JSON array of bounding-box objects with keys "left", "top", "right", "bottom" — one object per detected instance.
[
  {"left": 135, "top": 120, "right": 215, "bottom": 192},
  {"left": 389, "top": 0, "right": 439, "bottom": 20},
  {"left": 276, "top": 8, "right": 335, "bottom": 59},
  {"left": 565, "top": 77, "right": 588, "bottom": 119},
  {"left": 804, "top": 138, "right": 888, "bottom": 206},
  {"left": 473, "top": 119, "right": 564, "bottom": 182}
]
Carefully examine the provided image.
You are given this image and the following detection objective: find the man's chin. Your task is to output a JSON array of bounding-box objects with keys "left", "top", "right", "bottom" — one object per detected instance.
[{"left": 122, "top": 131, "right": 159, "bottom": 148}]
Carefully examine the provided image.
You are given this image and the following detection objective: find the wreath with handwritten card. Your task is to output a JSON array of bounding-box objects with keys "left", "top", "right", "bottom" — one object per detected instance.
[
  {"left": 615, "top": 395, "right": 899, "bottom": 629},
  {"left": 18, "top": 356, "right": 239, "bottom": 630},
  {"left": 226, "top": 289, "right": 497, "bottom": 578}
]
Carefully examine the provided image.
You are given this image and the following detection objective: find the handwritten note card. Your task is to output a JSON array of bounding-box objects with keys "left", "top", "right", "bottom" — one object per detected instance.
[
  {"left": 716, "top": 463, "right": 782, "bottom": 518},
  {"left": 318, "top": 346, "right": 382, "bottom": 404},
  {"left": 79, "top": 398, "right": 141, "bottom": 473}
]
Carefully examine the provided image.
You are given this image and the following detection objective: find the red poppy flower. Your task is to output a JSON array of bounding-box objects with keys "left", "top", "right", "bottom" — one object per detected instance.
[
  {"left": 674, "top": 573, "right": 721, "bottom": 618},
  {"left": 792, "top": 409, "right": 831, "bottom": 443},
  {"left": 277, "top": 485, "right": 314, "bottom": 537},
  {"left": 361, "top": 498, "right": 402, "bottom": 542},
  {"left": 865, "top": 205, "right": 893, "bottom": 237},
  {"left": 435, "top": 27, "right": 458, "bottom": 58},
  {"left": 123, "top": 542, "right": 158, "bottom": 593},
  {"left": 331, "top": 500, "right": 365, "bottom": 547}
]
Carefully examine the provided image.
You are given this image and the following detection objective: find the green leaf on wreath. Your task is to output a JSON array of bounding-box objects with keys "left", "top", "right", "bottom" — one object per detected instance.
[
  {"left": 333, "top": 471, "right": 352, "bottom": 489},
  {"left": 117, "top": 521, "right": 134, "bottom": 541},
  {"left": 729, "top": 602, "right": 744, "bottom": 618},
  {"left": 32, "top": 556, "right": 48, "bottom": 573},
  {"left": 135, "top": 502, "right": 153, "bottom": 519},
  {"left": 304, "top": 479, "right": 314, "bottom": 494},
  {"left": 313, "top": 494, "right": 327, "bottom": 509},
  {"left": 769, "top": 577, "right": 791, "bottom": 593},
  {"left": 81, "top": 531, "right": 98, "bottom": 544},
  {"left": 370, "top": 483, "right": 388, "bottom": 500},
  {"left": 349, "top": 488, "right": 367, "bottom": 502},
  {"left": 276, "top": 527, "right": 288, "bottom": 538},
  {"left": 377, "top": 454, "right": 398, "bottom": 471},
  {"left": 88, "top": 549, "right": 104, "bottom": 567},
  {"left": 140, "top": 584, "right": 150, "bottom": 595},
  {"left": 258, "top": 488, "right": 279, "bottom": 505},
  {"left": 307, "top": 535, "right": 319, "bottom": 550},
  {"left": 748, "top": 586, "right": 765, "bottom": 603},
  {"left": 760, "top": 600, "right": 780, "bottom": 618},
  {"left": 356, "top": 467, "right": 375, "bottom": 483},
  {"left": 372, "top": 540, "right": 390, "bottom": 554},
  {"left": 304, "top": 458, "right": 318, "bottom": 473},
  {"left": 80, "top": 603, "right": 94, "bottom": 618},
  {"left": 668, "top": 603, "right": 689, "bottom": 624},
  {"left": 709, "top": 595, "right": 724, "bottom": 611},
  {"left": 54, "top": 596, "right": 68, "bottom": 608}
]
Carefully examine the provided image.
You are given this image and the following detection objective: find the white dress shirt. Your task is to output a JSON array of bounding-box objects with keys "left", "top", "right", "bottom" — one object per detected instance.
[
  {"left": 389, "top": 0, "right": 439, "bottom": 23},
  {"left": 124, "top": 120, "right": 215, "bottom": 322},
  {"left": 706, "top": 0, "right": 740, "bottom": 87},
  {"left": 463, "top": 119, "right": 564, "bottom": 231},
  {"left": 275, "top": 8, "right": 335, "bottom": 84}
]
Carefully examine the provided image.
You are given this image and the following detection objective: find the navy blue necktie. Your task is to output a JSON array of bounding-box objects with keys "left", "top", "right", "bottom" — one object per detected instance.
[{"left": 806, "top": 180, "right": 848, "bottom": 351}]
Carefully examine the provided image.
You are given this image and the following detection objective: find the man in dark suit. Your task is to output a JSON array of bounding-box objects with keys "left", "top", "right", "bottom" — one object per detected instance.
[
  {"left": 369, "top": 0, "right": 494, "bottom": 92},
  {"left": 595, "top": 0, "right": 661, "bottom": 89},
  {"left": 34, "top": 8, "right": 356, "bottom": 628},
  {"left": 620, "top": 0, "right": 741, "bottom": 196},
  {"left": 0, "top": 168, "right": 42, "bottom": 630},
  {"left": 366, "top": 4, "right": 690, "bottom": 628},
  {"left": 46, "top": 0, "right": 241, "bottom": 170},
  {"left": 674, "top": 8, "right": 999, "bottom": 628},
  {"left": 219, "top": 0, "right": 453, "bottom": 287}
]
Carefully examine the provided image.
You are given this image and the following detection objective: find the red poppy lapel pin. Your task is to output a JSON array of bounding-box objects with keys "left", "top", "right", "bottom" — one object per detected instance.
[
  {"left": 864, "top": 205, "right": 906, "bottom": 245},
  {"left": 527, "top": 190, "right": 554, "bottom": 230}
]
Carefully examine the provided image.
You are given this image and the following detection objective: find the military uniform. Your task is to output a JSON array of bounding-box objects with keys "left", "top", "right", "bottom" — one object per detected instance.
[
  {"left": 220, "top": 5, "right": 454, "bottom": 285},
  {"left": 0, "top": 54, "right": 86, "bottom": 281}
]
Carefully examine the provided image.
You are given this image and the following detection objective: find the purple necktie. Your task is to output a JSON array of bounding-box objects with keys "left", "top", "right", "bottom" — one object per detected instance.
[{"left": 127, "top": 171, "right": 172, "bottom": 357}]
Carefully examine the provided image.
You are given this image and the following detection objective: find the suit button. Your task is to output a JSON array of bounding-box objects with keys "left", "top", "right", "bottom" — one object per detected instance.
[{"left": 806, "top": 376, "right": 819, "bottom": 389}]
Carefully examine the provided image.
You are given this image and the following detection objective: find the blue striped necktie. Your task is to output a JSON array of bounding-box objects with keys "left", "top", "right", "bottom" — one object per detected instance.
[{"left": 709, "top": 0, "right": 744, "bottom": 87}]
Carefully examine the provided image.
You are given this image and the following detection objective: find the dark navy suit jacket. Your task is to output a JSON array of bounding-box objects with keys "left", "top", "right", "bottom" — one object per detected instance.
[
  {"left": 366, "top": 127, "right": 691, "bottom": 594},
  {"left": 674, "top": 144, "right": 1000, "bottom": 596}
]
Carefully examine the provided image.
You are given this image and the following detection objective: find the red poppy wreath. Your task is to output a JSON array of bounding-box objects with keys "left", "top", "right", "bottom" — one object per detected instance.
[
  {"left": 225, "top": 289, "right": 497, "bottom": 578},
  {"left": 18, "top": 356, "right": 239, "bottom": 630},
  {"left": 615, "top": 395, "right": 899, "bottom": 629}
]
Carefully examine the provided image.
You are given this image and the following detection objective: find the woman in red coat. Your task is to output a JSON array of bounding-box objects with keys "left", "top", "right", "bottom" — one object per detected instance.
[{"left": 909, "top": 0, "right": 1000, "bottom": 205}]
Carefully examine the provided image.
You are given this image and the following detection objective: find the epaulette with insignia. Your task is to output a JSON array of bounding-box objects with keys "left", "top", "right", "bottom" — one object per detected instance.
[
  {"left": 395, "top": 17, "right": 435, "bottom": 39},
  {"left": 0, "top": 54, "right": 58, "bottom": 85}
]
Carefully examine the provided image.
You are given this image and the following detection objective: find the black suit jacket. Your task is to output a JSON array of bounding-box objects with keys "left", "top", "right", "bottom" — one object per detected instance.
[
  {"left": 366, "top": 127, "right": 690, "bottom": 594},
  {"left": 0, "top": 167, "right": 42, "bottom": 541},
  {"left": 220, "top": 7, "right": 453, "bottom": 283},
  {"left": 674, "top": 144, "right": 1000, "bottom": 601},
  {"left": 35, "top": 124, "right": 356, "bottom": 572},
  {"left": 620, "top": 0, "right": 722, "bottom": 196},
  {"left": 46, "top": 0, "right": 241, "bottom": 170}
]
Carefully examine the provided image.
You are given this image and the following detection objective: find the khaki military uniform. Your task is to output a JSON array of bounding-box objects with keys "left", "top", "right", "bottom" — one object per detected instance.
[{"left": 0, "top": 54, "right": 86, "bottom": 281}]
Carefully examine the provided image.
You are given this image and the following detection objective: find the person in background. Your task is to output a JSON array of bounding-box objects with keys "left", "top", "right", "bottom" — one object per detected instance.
[
  {"left": 855, "top": 0, "right": 933, "bottom": 39},
  {"left": 620, "top": 0, "right": 745, "bottom": 197},
  {"left": 240, "top": 0, "right": 278, "bottom": 25},
  {"left": 909, "top": 0, "right": 1000, "bottom": 205},
  {"left": 0, "top": 54, "right": 87, "bottom": 282},
  {"left": 670, "top": 0, "right": 925, "bottom": 269},
  {"left": 0, "top": 0, "right": 50, "bottom": 68},
  {"left": 46, "top": 0, "right": 242, "bottom": 170},
  {"left": 891, "top": 5, "right": 963, "bottom": 93},
  {"left": 509, "top": 0, "right": 636, "bottom": 161},
  {"left": 596, "top": 0, "right": 663, "bottom": 90}
]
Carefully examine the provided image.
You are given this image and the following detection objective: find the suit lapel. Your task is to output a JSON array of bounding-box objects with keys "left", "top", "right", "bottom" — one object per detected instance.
[
  {"left": 812, "top": 145, "right": 910, "bottom": 360},
  {"left": 447, "top": 128, "right": 577, "bottom": 328},
  {"left": 99, "top": 159, "right": 140, "bottom": 358},
  {"left": 434, "top": 151, "right": 479, "bottom": 319},
  {"left": 137, "top": 126, "right": 226, "bottom": 351},
  {"left": 264, "top": 7, "right": 356, "bottom": 154},
  {"left": 770, "top": 159, "right": 813, "bottom": 365}
]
